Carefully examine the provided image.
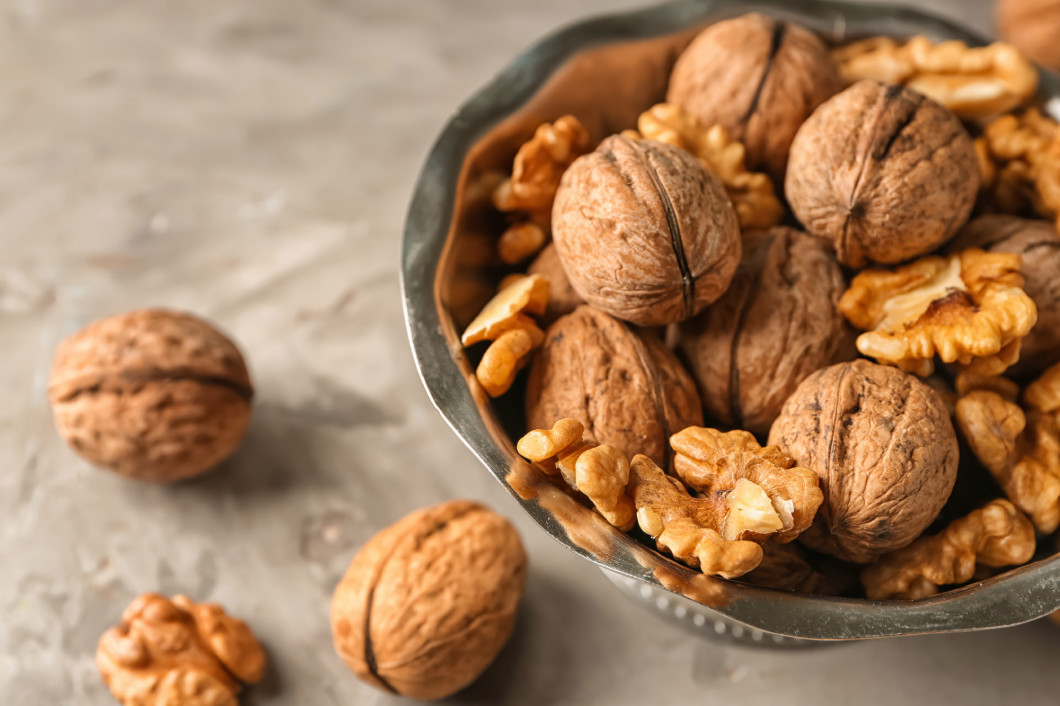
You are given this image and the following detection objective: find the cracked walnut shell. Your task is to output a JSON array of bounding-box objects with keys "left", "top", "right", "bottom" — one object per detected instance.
[
  {"left": 768, "top": 360, "right": 959, "bottom": 564},
  {"left": 681, "top": 227, "right": 856, "bottom": 435},
  {"left": 667, "top": 14, "right": 841, "bottom": 181},
  {"left": 839, "top": 249, "right": 1038, "bottom": 377},
  {"left": 97, "top": 593, "right": 265, "bottom": 706},
  {"left": 861, "top": 499, "right": 1035, "bottom": 600},
  {"left": 786, "top": 80, "right": 979, "bottom": 268},
  {"left": 331, "top": 500, "right": 527, "bottom": 700},
  {"left": 551, "top": 134, "right": 741, "bottom": 327},
  {"left": 526, "top": 306, "right": 703, "bottom": 468},
  {"left": 48, "top": 309, "right": 253, "bottom": 483}
]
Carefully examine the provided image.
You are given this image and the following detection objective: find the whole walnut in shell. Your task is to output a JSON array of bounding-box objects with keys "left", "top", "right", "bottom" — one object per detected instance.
[
  {"left": 786, "top": 80, "right": 979, "bottom": 268},
  {"left": 666, "top": 13, "right": 842, "bottom": 181},
  {"left": 947, "top": 215, "right": 1060, "bottom": 378},
  {"left": 331, "top": 500, "right": 526, "bottom": 701},
  {"left": 526, "top": 305, "right": 703, "bottom": 468},
  {"left": 768, "top": 360, "right": 959, "bottom": 563},
  {"left": 48, "top": 309, "right": 253, "bottom": 482},
  {"left": 552, "top": 134, "right": 741, "bottom": 326},
  {"left": 999, "top": 0, "right": 1060, "bottom": 72},
  {"left": 680, "top": 226, "right": 856, "bottom": 435}
]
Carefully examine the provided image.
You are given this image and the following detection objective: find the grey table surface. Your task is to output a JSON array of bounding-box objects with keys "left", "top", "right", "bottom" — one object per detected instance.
[{"left": 2, "top": 0, "right": 1058, "bottom": 704}]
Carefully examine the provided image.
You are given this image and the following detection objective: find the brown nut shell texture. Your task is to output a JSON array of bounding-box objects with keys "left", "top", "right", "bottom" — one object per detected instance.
[
  {"left": 331, "top": 500, "right": 527, "bottom": 701},
  {"left": 551, "top": 134, "right": 741, "bottom": 327},
  {"left": 861, "top": 499, "right": 1035, "bottom": 600},
  {"left": 786, "top": 80, "right": 979, "bottom": 268},
  {"left": 526, "top": 243, "right": 585, "bottom": 325},
  {"left": 48, "top": 309, "right": 253, "bottom": 482},
  {"left": 832, "top": 36, "right": 1038, "bottom": 119},
  {"left": 743, "top": 542, "right": 854, "bottom": 596},
  {"left": 839, "top": 248, "right": 1038, "bottom": 377},
  {"left": 97, "top": 593, "right": 265, "bottom": 706},
  {"left": 681, "top": 226, "right": 855, "bottom": 434},
  {"left": 948, "top": 215, "right": 1060, "bottom": 378},
  {"left": 526, "top": 305, "right": 703, "bottom": 468},
  {"left": 666, "top": 13, "right": 842, "bottom": 181},
  {"left": 768, "top": 360, "right": 959, "bottom": 564},
  {"left": 999, "top": 0, "right": 1060, "bottom": 72}
]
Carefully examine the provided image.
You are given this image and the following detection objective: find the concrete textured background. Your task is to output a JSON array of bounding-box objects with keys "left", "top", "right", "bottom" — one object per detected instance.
[{"left": 2, "top": 1, "right": 1058, "bottom": 704}]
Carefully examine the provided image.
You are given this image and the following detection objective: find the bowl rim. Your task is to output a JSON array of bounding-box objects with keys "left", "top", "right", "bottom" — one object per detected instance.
[{"left": 401, "top": 0, "right": 1060, "bottom": 640}]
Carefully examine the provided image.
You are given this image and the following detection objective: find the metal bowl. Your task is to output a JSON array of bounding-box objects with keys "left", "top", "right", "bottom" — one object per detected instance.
[{"left": 401, "top": 0, "right": 1060, "bottom": 642}]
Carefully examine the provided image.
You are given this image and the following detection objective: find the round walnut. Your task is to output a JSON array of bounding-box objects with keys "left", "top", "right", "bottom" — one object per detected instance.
[
  {"left": 48, "top": 309, "right": 253, "bottom": 482},
  {"left": 552, "top": 134, "right": 741, "bottom": 327},
  {"left": 786, "top": 80, "right": 979, "bottom": 268},
  {"left": 999, "top": 0, "right": 1060, "bottom": 72},
  {"left": 666, "top": 13, "right": 842, "bottom": 182},
  {"left": 527, "top": 242, "right": 585, "bottom": 325},
  {"left": 526, "top": 305, "right": 703, "bottom": 468},
  {"left": 948, "top": 215, "right": 1060, "bottom": 378},
  {"left": 768, "top": 360, "right": 959, "bottom": 564},
  {"left": 681, "top": 227, "right": 856, "bottom": 435},
  {"left": 331, "top": 500, "right": 526, "bottom": 700}
]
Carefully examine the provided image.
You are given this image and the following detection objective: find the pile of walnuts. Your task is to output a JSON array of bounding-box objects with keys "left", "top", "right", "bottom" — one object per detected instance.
[{"left": 462, "top": 13, "right": 1060, "bottom": 600}]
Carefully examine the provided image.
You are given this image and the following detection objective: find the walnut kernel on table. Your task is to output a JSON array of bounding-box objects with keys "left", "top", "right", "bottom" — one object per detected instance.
[
  {"left": 331, "top": 500, "right": 526, "bottom": 701},
  {"left": 48, "top": 309, "right": 253, "bottom": 483},
  {"left": 681, "top": 226, "right": 855, "bottom": 435},
  {"left": 768, "top": 360, "right": 959, "bottom": 564},
  {"left": 838, "top": 248, "right": 1038, "bottom": 377},
  {"left": 97, "top": 593, "right": 265, "bottom": 706},
  {"left": 998, "top": 0, "right": 1060, "bottom": 72},
  {"left": 786, "top": 80, "right": 979, "bottom": 268},
  {"left": 667, "top": 13, "right": 841, "bottom": 181},
  {"left": 526, "top": 305, "right": 703, "bottom": 469},
  {"left": 551, "top": 134, "right": 741, "bottom": 327}
]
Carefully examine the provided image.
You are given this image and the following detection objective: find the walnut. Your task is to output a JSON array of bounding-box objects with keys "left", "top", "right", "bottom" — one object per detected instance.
[
  {"left": 497, "top": 222, "right": 547, "bottom": 265},
  {"left": 786, "top": 80, "right": 979, "bottom": 268},
  {"left": 1026, "top": 361, "right": 1060, "bottom": 426},
  {"left": 97, "top": 593, "right": 265, "bottom": 706},
  {"left": 669, "top": 427, "right": 823, "bottom": 543},
  {"left": 48, "top": 309, "right": 253, "bottom": 483},
  {"left": 551, "top": 134, "right": 741, "bottom": 326},
  {"left": 680, "top": 227, "right": 855, "bottom": 434},
  {"left": 666, "top": 14, "right": 841, "bottom": 181},
  {"left": 999, "top": 0, "right": 1060, "bottom": 72},
  {"left": 838, "top": 248, "right": 1038, "bottom": 377},
  {"left": 768, "top": 360, "right": 959, "bottom": 564},
  {"left": 956, "top": 386, "right": 1060, "bottom": 533},
  {"left": 978, "top": 108, "right": 1060, "bottom": 217},
  {"left": 628, "top": 103, "right": 784, "bottom": 230},
  {"left": 517, "top": 418, "right": 635, "bottom": 530},
  {"left": 526, "top": 305, "right": 703, "bottom": 468},
  {"left": 832, "top": 36, "right": 1038, "bottom": 119},
  {"left": 331, "top": 500, "right": 526, "bottom": 700},
  {"left": 526, "top": 243, "right": 585, "bottom": 325},
  {"left": 742, "top": 543, "right": 855, "bottom": 596},
  {"left": 628, "top": 454, "right": 764, "bottom": 579},
  {"left": 861, "top": 499, "right": 1036, "bottom": 600},
  {"left": 948, "top": 215, "right": 1060, "bottom": 378}
]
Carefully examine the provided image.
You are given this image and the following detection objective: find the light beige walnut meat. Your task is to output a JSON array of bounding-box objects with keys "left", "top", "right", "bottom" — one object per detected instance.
[
  {"left": 97, "top": 593, "right": 265, "bottom": 706},
  {"left": 861, "top": 499, "right": 1036, "bottom": 600},
  {"left": 331, "top": 500, "right": 527, "bottom": 700},
  {"left": 1026, "top": 361, "right": 1060, "bottom": 425},
  {"left": 48, "top": 309, "right": 253, "bottom": 482},
  {"left": 669, "top": 427, "right": 823, "bottom": 543},
  {"left": 839, "top": 249, "right": 1038, "bottom": 377},
  {"left": 628, "top": 103, "right": 784, "bottom": 230},
  {"left": 497, "top": 222, "right": 547, "bottom": 265},
  {"left": 977, "top": 108, "right": 1060, "bottom": 219},
  {"left": 518, "top": 418, "right": 635, "bottom": 531},
  {"left": 833, "top": 36, "right": 1038, "bottom": 119},
  {"left": 628, "top": 454, "right": 763, "bottom": 579}
]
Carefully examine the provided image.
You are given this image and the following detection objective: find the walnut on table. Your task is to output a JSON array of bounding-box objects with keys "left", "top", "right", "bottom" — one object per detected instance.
[
  {"left": 838, "top": 248, "right": 1038, "bottom": 377},
  {"left": 97, "top": 593, "right": 265, "bottom": 706},
  {"left": 861, "top": 499, "right": 1035, "bottom": 600}
]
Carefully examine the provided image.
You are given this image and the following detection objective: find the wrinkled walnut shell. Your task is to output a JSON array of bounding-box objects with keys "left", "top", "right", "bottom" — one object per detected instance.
[
  {"left": 48, "top": 309, "right": 253, "bottom": 482},
  {"left": 526, "top": 306, "right": 703, "bottom": 468},
  {"left": 552, "top": 134, "right": 741, "bottom": 326},
  {"left": 681, "top": 227, "right": 856, "bottom": 434},
  {"left": 666, "top": 13, "right": 842, "bottom": 181},
  {"left": 331, "top": 500, "right": 527, "bottom": 700},
  {"left": 786, "top": 80, "right": 979, "bottom": 268},
  {"left": 948, "top": 215, "right": 1060, "bottom": 378},
  {"left": 768, "top": 360, "right": 959, "bottom": 563},
  {"left": 527, "top": 243, "right": 585, "bottom": 325}
]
